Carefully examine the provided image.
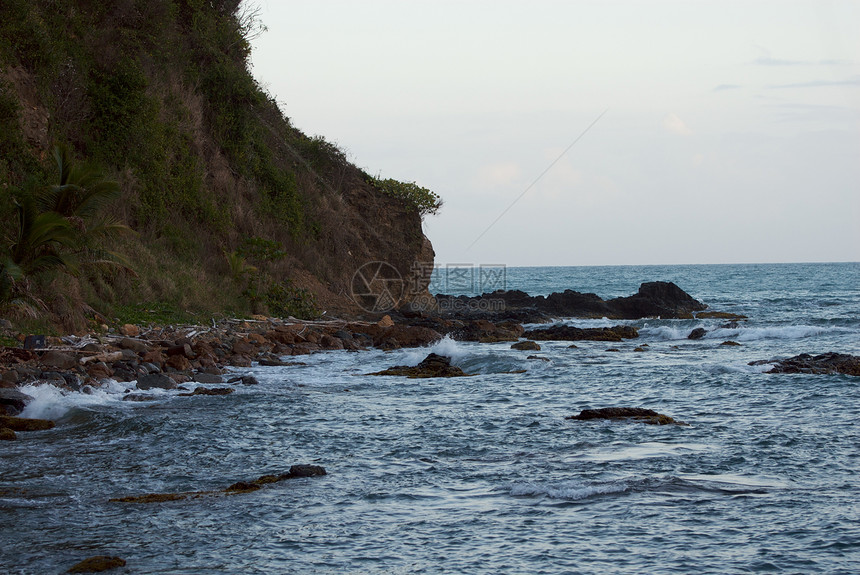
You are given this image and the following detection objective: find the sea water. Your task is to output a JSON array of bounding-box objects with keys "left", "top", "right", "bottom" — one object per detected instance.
[{"left": 2, "top": 263, "right": 859, "bottom": 574}]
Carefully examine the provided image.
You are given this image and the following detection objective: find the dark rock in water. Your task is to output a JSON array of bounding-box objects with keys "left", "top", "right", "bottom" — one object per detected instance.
[
  {"left": 0, "top": 388, "right": 33, "bottom": 415},
  {"left": 183, "top": 387, "right": 234, "bottom": 396},
  {"left": 511, "top": 340, "right": 541, "bottom": 351},
  {"left": 567, "top": 407, "right": 684, "bottom": 425},
  {"left": 0, "top": 415, "right": 55, "bottom": 431},
  {"left": 524, "top": 325, "right": 638, "bottom": 342},
  {"left": 193, "top": 372, "right": 223, "bottom": 384},
  {"left": 527, "top": 355, "right": 550, "bottom": 361},
  {"left": 721, "top": 340, "right": 741, "bottom": 346},
  {"left": 369, "top": 353, "right": 471, "bottom": 378},
  {"left": 0, "top": 427, "right": 16, "bottom": 440},
  {"left": 136, "top": 373, "right": 177, "bottom": 390},
  {"left": 607, "top": 281, "right": 708, "bottom": 319},
  {"left": 284, "top": 464, "right": 327, "bottom": 478},
  {"left": 67, "top": 555, "right": 126, "bottom": 573},
  {"left": 695, "top": 310, "right": 747, "bottom": 320},
  {"left": 687, "top": 327, "right": 707, "bottom": 340},
  {"left": 759, "top": 352, "right": 860, "bottom": 376},
  {"left": 122, "top": 393, "right": 159, "bottom": 402}
]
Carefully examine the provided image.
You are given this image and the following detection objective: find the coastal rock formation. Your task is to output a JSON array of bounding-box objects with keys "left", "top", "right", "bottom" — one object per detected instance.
[
  {"left": 523, "top": 325, "right": 639, "bottom": 342},
  {"left": 67, "top": 555, "right": 126, "bottom": 573},
  {"left": 111, "top": 465, "right": 326, "bottom": 503},
  {"left": 511, "top": 341, "right": 541, "bottom": 351},
  {"left": 433, "top": 281, "right": 707, "bottom": 322},
  {"left": 369, "top": 353, "right": 470, "bottom": 378},
  {"left": 0, "top": 388, "right": 33, "bottom": 415},
  {"left": 688, "top": 327, "right": 707, "bottom": 340},
  {"left": 566, "top": 407, "right": 684, "bottom": 425},
  {"left": 756, "top": 352, "right": 860, "bottom": 376}
]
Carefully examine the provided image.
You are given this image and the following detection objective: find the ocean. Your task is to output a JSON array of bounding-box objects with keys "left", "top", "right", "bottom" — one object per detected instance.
[{"left": 2, "top": 262, "right": 859, "bottom": 574}]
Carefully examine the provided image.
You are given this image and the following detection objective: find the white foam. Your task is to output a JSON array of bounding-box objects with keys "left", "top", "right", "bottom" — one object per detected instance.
[
  {"left": 399, "top": 335, "right": 470, "bottom": 366},
  {"left": 18, "top": 380, "right": 132, "bottom": 420},
  {"left": 509, "top": 479, "right": 630, "bottom": 500}
]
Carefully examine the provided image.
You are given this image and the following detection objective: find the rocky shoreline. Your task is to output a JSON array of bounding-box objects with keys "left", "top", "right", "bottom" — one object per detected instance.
[{"left": 2, "top": 280, "right": 857, "bottom": 439}]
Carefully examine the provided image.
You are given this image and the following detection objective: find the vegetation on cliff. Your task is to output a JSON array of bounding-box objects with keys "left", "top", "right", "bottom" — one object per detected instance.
[{"left": 0, "top": 0, "right": 438, "bottom": 333}]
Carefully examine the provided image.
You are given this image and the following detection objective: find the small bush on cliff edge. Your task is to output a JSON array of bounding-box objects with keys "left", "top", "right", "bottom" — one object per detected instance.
[{"left": 370, "top": 176, "right": 442, "bottom": 217}]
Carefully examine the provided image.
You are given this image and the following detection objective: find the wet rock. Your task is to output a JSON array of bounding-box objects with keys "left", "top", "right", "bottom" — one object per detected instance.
[
  {"left": 0, "top": 428, "right": 15, "bottom": 440},
  {"left": 285, "top": 464, "right": 327, "bottom": 478},
  {"left": 512, "top": 340, "right": 541, "bottom": 351},
  {"left": 182, "top": 387, "right": 234, "bottom": 396},
  {"left": 227, "top": 354, "right": 253, "bottom": 367},
  {"left": 633, "top": 346, "right": 647, "bottom": 352},
  {"left": 1, "top": 370, "right": 19, "bottom": 386},
  {"left": 193, "top": 372, "right": 223, "bottom": 384},
  {"left": 527, "top": 355, "right": 550, "bottom": 361},
  {"left": 0, "top": 415, "right": 55, "bottom": 431},
  {"left": 119, "top": 338, "right": 150, "bottom": 354},
  {"left": 40, "top": 350, "right": 78, "bottom": 370},
  {"left": 67, "top": 555, "right": 126, "bottom": 573},
  {"left": 687, "top": 327, "right": 707, "bottom": 340},
  {"left": 0, "top": 388, "right": 33, "bottom": 415},
  {"left": 122, "top": 393, "right": 158, "bottom": 402},
  {"left": 136, "top": 373, "right": 177, "bottom": 390},
  {"left": 374, "top": 325, "right": 442, "bottom": 349},
  {"left": 86, "top": 362, "right": 114, "bottom": 380},
  {"left": 231, "top": 340, "right": 256, "bottom": 356},
  {"left": 226, "top": 375, "right": 259, "bottom": 386},
  {"left": 523, "top": 325, "right": 638, "bottom": 342},
  {"left": 721, "top": 340, "right": 741, "bottom": 346},
  {"left": 369, "top": 353, "right": 471, "bottom": 378},
  {"left": 566, "top": 407, "right": 683, "bottom": 425},
  {"left": 695, "top": 311, "right": 747, "bottom": 320},
  {"left": 760, "top": 352, "right": 860, "bottom": 376}
]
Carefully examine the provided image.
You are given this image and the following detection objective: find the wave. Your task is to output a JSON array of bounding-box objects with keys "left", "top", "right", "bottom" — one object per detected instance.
[
  {"left": 399, "top": 335, "right": 470, "bottom": 366},
  {"left": 640, "top": 324, "right": 853, "bottom": 342},
  {"left": 508, "top": 478, "right": 632, "bottom": 501},
  {"left": 18, "top": 380, "right": 135, "bottom": 420}
]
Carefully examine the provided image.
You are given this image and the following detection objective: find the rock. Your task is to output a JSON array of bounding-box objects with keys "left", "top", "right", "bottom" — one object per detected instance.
[
  {"left": 120, "top": 323, "right": 140, "bottom": 337},
  {"left": 633, "top": 346, "right": 647, "bottom": 352},
  {"left": 606, "top": 281, "right": 708, "bottom": 319},
  {"left": 119, "top": 338, "right": 150, "bottom": 354},
  {"left": 687, "top": 327, "right": 707, "bottom": 340},
  {"left": 226, "top": 375, "right": 260, "bottom": 386},
  {"left": 0, "top": 428, "right": 15, "bottom": 440},
  {"left": 227, "top": 354, "right": 253, "bottom": 367},
  {"left": 285, "top": 464, "right": 327, "bottom": 478},
  {"left": 566, "top": 407, "right": 684, "bottom": 425},
  {"left": 524, "top": 325, "right": 639, "bottom": 342},
  {"left": 511, "top": 340, "right": 541, "bottom": 351},
  {"left": 136, "top": 373, "right": 177, "bottom": 390},
  {"left": 696, "top": 311, "right": 747, "bottom": 320},
  {"left": 1, "top": 370, "right": 19, "bottom": 386},
  {"left": 166, "top": 354, "right": 191, "bottom": 371},
  {"left": 40, "top": 350, "right": 78, "bottom": 370},
  {"left": 373, "top": 325, "right": 442, "bottom": 349},
  {"left": 122, "top": 393, "right": 158, "bottom": 402},
  {"left": 193, "top": 372, "right": 223, "bottom": 384},
  {"left": 0, "top": 388, "right": 34, "bottom": 415},
  {"left": 182, "top": 387, "right": 234, "bottom": 396},
  {"left": 0, "top": 415, "right": 55, "bottom": 431},
  {"left": 166, "top": 343, "right": 194, "bottom": 358},
  {"left": 760, "top": 352, "right": 860, "bottom": 376},
  {"left": 231, "top": 340, "right": 256, "bottom": 356},
  {"left": 721, "top": 340, "right": 741, "bottom": 346},
  {"left": 67, "top": 555, "right": 126, "bottom": 573},
  {"left": 377, "top": 315, "right": 395, "bottom": 328},
  {"left": 86, "top": 362, "right": 114, "bottom": 379},
  {"left": 527, "top": 355, "right": 550, "bottom": 361},
  {"left": 369, "top": 353, "right": 471, "bottom": 378}
]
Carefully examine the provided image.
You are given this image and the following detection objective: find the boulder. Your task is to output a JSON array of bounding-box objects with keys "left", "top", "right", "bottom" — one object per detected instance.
[
  {"left": 119, "top": 338, "right": 150, "bottom": 354},
  {"left": 523, "top": 325, "right": 638, "bottom": 342},
  {"left": 721, "top": 340, "right": 741, "bottom": 347},
  {"left": 373, "top": 325, "right": 442, "bottom": 349},
  {"left": 687, "top": 327, "right": 707, "bottom": 340},
  {"left": 0, "top": 415, "right": 55, "bottom": 431},
  {"left": 193, "top": 373, "right": 224, "bottom": 384},
  {"left": 179, "top": 387, "right": 234, "bottom": 396},
  {"left": 369, "top": 353, "right": 470, "bottom": 378},
  {"left": 67, "top": 555, "right": 126, "bottom": 573},
  {"left": 511, "top": 340, "right": 541, "bottom": 351},
  {"left": 567, "top": 407, "right": 684, "bottom": 425},
  {"left": 136, "top": 373, "right": 177, "bottom": 390},
  {"left": 760, "top": 352, "right": 860, "bottom": 376},
  {"left": 0, "top": 388, "right": 33, "bottom": 415},
  {"left": 40, "top": 350, "right": 78, "bottom": 370},
  {"left": 120, "top": 323, "right": 140, "bottom": 337},
  {"left": 0, "top": 428, "right": 15, "bottom": 440}
]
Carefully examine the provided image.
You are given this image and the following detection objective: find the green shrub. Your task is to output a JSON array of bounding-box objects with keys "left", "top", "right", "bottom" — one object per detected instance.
[{"left": 371, "top": 176, "right": 442, "bottom": 217}]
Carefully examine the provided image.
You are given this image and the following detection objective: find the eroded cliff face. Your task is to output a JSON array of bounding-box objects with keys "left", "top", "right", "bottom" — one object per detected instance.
[{"left": 0, "top": 1, "right": 434, "bottom": 325}]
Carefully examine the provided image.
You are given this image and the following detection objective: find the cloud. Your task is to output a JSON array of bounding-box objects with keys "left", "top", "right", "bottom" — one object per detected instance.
[
  {"left": 663, "top": 113, "right": 692, "bottom": 136},
  {"left": 767, "top": 75, "right": 860, "bottom": 89},
  {"left": 752, "top": 57, "right": 853, "bottom": 67},
  {"left": 713, "top": 84, "right": 742, "bottom": 92}
]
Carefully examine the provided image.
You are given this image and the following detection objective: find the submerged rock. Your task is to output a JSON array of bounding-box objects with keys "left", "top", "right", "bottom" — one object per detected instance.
[
  {"left": 511, "top": 340, "right": 541, "bottom": 351},
  {"left": 0, "top": 416, "right": 55, "bottom": 431},
  {"left": 136, "top": 373, "right": 177, "bottom": 390},
  {"left": 67, "top": 555, "right": 126, "bottom": 573},
  {"left": 566, "top": 407, "right": 684, "bottom": 425},
  {"left": 758, "top": 352, "right": 860, "bottom": 376},
  {"left": 523, "top": 325, "right": 639, "bottom": 342},
  {"left": 0, "top": 428, "right": 16, "bottom": 440},
  {"left": 368, "top": 353, "right": 471, "bottom": 378},
  {"left": 179, "top": 387, "right": 234, "bottom": 396},
  {"left": 687, "top": 327, "right": 707, "bottom": 340}
]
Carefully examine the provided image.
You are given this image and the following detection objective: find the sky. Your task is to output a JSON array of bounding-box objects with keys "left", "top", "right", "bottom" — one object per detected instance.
[{"left": 250, "top": 0, "right": 860, "bottom": 267}]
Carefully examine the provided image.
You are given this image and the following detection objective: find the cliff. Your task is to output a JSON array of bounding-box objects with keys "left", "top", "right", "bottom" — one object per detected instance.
[{"left": 0, "top": 0, "right": 436, "bottom": 331}]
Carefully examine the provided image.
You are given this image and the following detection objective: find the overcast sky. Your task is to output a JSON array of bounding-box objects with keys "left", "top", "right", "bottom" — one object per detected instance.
[{"left": 250, "top": 0, "right": 860, "bottom": 266}]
